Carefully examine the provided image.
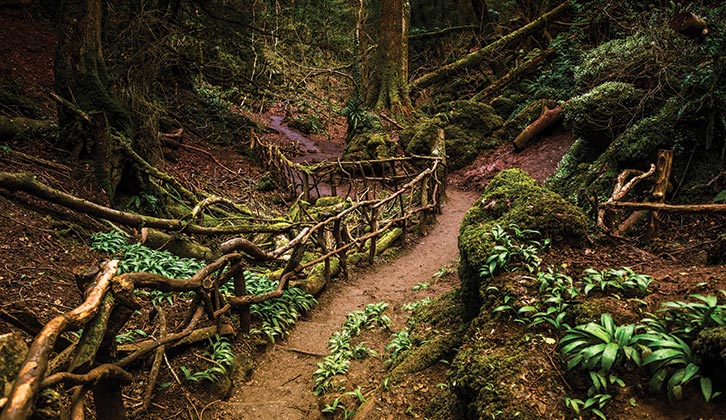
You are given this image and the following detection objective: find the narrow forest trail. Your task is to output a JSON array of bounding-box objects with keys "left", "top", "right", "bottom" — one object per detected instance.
[{"left": 205, "top": 188, "right": 478, "bottom": 420}]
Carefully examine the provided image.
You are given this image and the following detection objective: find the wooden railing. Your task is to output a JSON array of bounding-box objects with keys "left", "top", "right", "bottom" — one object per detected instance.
[{"left": 0, "top": 137, "right": 447, "bottom": 420}]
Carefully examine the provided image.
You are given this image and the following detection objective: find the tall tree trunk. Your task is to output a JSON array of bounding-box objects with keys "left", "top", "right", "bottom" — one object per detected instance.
[
  {"left": 365, "top": 0, "right": 412, "bottom": 119},
  {"left": 54, "top": 0, "right": 140, "bottom": 202}
]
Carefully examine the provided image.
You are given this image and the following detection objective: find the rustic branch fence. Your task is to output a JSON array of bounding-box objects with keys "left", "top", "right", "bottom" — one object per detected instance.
[{"left": 0, "top": 138, "right": 446, "bottom": 419}]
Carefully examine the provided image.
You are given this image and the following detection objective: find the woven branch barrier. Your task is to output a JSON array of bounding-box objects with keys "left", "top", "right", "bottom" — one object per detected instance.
[{"left": 1, "top": 138, "right": 446, "bottom": 420}]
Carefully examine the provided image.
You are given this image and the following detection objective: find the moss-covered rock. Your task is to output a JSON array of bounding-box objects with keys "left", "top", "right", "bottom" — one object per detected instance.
[
  {"left": 547, "top": 97, "right": 700, "bottom": 211},
  {"left": 399, "top": 100, "right": 503, "bottom": 170},
  {"left": 458, "top": 169, "right": 587, "bottom": 318},
  {"left": 343, "top": 129, "right": 397, "bottom": 161},
  {"left": 564, "top": 81, "right": 648, "bottom": 146},
  {"left": 448, "top": 332, "right": 562, "bottom": 420},
  {"left": 693, "top": 325, "right": 726, "bottom": 383}
]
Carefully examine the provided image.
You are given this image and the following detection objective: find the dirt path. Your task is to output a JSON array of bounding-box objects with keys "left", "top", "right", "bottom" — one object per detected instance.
[{"left": 205, "top": 188, "right": 478, "bottom": 420}]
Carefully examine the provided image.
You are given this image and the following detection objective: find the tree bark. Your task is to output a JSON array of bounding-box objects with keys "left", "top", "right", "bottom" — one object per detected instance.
[
  {"left": 512, "top": 102, "right": 564, "bottom": 150},
  {"left": 55, "top": 0, "right": 131, "bottom": 200},
  {"left": 410, "top": 0, "right": 570, "bottom": 92},
  {"left": 365, "top": 0, "right": 412, "bottom": 118},
  {"left": 54, "top": 0, "right": 162, "bottom": 202},
  {"left": 1, "top": 260, "right": 119, "bottom": 420}
]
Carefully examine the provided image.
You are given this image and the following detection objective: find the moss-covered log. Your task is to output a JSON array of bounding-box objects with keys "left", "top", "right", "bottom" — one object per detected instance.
[
  {"left": 292, "top": 256, "right": 341, "bottom": 295},
  {"left": 0, "top": 172, "right": 292, "bottom": 235},
  {"left": 140, "top": 228, "right": 213, "bottom": 261},
  {"left": 410, "top": 1, "right": 570, "bottom": 92},
  {"left": 0, "top": 116, "right": 55, "bottom": 140}
]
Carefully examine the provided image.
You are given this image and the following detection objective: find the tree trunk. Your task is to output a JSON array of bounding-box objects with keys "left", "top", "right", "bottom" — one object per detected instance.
[
  {"left": 55, "top": 0, "right": 160, "bottom": 203},
  {"left": 365, "top": 0, "right": 412, "bottom": 118},
  {"left": 471, "top": 0, "right": 490, "bottom": 34}
]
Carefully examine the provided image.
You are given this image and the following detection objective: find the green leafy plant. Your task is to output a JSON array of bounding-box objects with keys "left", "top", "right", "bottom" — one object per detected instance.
[
  {"left": 656, "top": 294, "right": 726, "bottom": 340},
  {"left": 321, "top": 396, "right": 351, "bottom": 418},
  {"left": 115, "top": 328, "right": 148, "bottom": 344},
  {"left": 559, "top": 314, "right": 641, "bottom": 373},
  {"left": 90, "top": 231, "right": 130, "bottom": 254},
  {"left": 180, "top": 335, "right": 235, "bottom": 383},
  {"left": 384, "top": 329, "right": 412, "bottom": 367},
  {"left": 582, "top": 267, "right": 654, "bottom": 296},
  {"left": 402, "top": 297, "right": 432, "bottom": 312},
  {"left": 248, "top": 271, "right": 316, "bottom": 343},
  {"left": 478, "top": 224, "right": 549, "bottom": 278},
  {"left": 314, "top": 353, "right": 351, "bottom": 395},
  {"left": 635, "top": 331, "right": 719, "bottom": 401},
  {"left": 412, "top": 281, "right": 431, "bottom": 291},
  {"left": 314, "top": 302, "right": 390, "bottom": 395}
]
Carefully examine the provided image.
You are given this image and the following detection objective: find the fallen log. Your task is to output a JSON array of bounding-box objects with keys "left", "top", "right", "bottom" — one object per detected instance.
[
  {"left": 139, "top": 228, "right": 213, "bottom": 261},
  {"left": 512, "top": 102, "right": 564, "bottom": 151},
  {"left": 0, "top": 172, "right": 292, "bottom": 235},
  {"left": 410, "top": 0, "right": 570, "bottom": 92},
  {"left": 472, "top": 47, "right": 556, "bottom": 102}
]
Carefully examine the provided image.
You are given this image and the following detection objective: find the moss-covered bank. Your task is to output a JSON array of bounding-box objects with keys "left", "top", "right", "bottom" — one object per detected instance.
[{"left": 458, "top": 169, "right": 587, "bottom": 318}]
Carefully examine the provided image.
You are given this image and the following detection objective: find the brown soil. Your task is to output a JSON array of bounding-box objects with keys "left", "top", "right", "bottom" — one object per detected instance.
[{"left": 204, "top": 186, "right": 477, "bottom": 420}]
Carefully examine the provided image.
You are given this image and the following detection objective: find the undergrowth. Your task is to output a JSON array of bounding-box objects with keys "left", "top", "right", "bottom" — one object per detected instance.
[
  {"left": 90, "top": 230, "right": 317, "bottom": 376},
  {"left": 473, "top": 224, "right": 724, "bottom": 419}
]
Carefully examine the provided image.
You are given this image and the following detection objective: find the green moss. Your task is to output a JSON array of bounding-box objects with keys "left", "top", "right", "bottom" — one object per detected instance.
[
  {"left": 449, "top": 334, "right": 543, "bottom": 420},
  {"left": 458, "top": 169, "right": 587, "bottom": 318},
  {"left": 574, "top": 34, "right": 653, "bottom": 90},
  {"left": 400, "top": 101, "right": 503, "bottom": 170},
  {"left": 342, "top": 129, "right": 396, "bottom": 161},
  {"left": 564, "top": 82, "right": 648, "bottom": 146},
  {"left": 400, "top": 118, "right": 442, "bottom": 156},
  {"left": 424, "top": 388, "right": 467, "bottom": 420}
]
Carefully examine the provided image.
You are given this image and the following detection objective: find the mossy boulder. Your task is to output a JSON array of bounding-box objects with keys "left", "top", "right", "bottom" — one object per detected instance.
[
  {"left": 458, "top": 169, "right": 587, "bottom": 318},
  {"left": 448, "top": 332, "right": 563, "bottom": 420},
  {"left": 564, "top": 82, "right": 647, "bottom": 146},
  {"left": 547, "top": 97, "right": 699, "bottom": 211},
  {"left": 399, "top": 100, "right": 503, "bottom": 170},
  {"left": 342, "top": 129, "right": 397, "bottom": 161},
  {"left": 693, "top": 326, "right": 726, "bottom": 384}
]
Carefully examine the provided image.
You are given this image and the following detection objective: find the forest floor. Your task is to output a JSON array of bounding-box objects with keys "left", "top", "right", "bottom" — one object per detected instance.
[{"left": 1, "top": 7, "right": 726, "bottom": 420}]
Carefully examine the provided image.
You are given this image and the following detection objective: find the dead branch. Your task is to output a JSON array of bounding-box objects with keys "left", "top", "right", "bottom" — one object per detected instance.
[
  {"left": 512, "top": 101, "right": 565, "bottom": 151},
  {"left": 220, "top": 238, "right": 276, "bottom": 261},
  {"left": 601, "top": 201, "right": 726, "bottom": 213},
  {"left": 0, "top": 172, "right": 293, "bottom": 235},
  {"left": 117, "top": 306, "right": 204, "bottom": 368},
  {"left": 597, "top": 165, "right": 656, "bottom": 231},
  {"left": 118, "top": 324, "right": 234, "bottom": 354},
  {"left": 1, "top": 260, "right": 119, "bottom": 420},
  {"left": 140, "top": 308, "right": 166, "bottom": 412}
]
